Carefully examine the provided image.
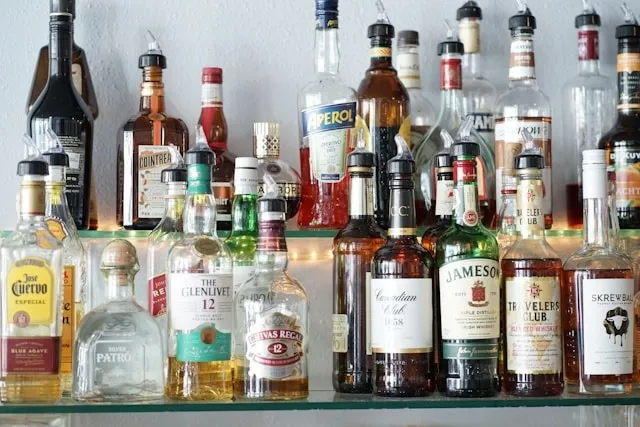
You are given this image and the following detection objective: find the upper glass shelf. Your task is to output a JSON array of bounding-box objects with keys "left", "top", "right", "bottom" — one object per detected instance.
[{"left": 1, "top": 391, "right": 640, "bottom": 414}]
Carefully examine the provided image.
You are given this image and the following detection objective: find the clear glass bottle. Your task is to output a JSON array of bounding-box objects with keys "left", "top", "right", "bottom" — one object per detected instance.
[
  {"left": 562, "top": 150, "right": 636, "bottom": 395},
  {"left": 72, "top": 240, "right": 164, "bottom": 402},
  {"left": 147, "top": 150, "right": 186, "bottom": 347},
  {"left": 0, "top": 148, "right": 63, "bottom": 403},
  {"left": 166, "top": 128, "right": 234, "bottom": 401},
  {"left": 42, "top": 129, "right": 86, "bottom": 396},
  {"left": 495, "top": 2, "right": 553, "bottom": 229},
  {"left": 254, "top": 122, "right": 302, "bottom": 221},
  {"left": 496, "top": 174, "right": 518, "bottom": 260},
  {"left": 234, "top": 175, "right": 309, "bottom": 400},
  {"left": 563, "top": 3, "right": 616, "bottom": 229},
  {"left": 298, "top": 0, "right": 355, "bottom": 230}
]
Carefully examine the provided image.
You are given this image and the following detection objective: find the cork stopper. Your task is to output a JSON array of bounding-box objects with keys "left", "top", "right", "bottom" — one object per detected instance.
[{"left": 100, "top": 239, "right": 140, "bottom": 274}]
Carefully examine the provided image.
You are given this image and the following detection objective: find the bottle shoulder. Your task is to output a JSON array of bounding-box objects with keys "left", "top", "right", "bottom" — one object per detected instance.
[
  {"left": 357, "top": 73, "right": 410, "bottom": 102},
  {"left": 258, "top": 159, "right": 302, "bottom": 182},
  {"left": 437, "top": 225, "right": 499, "bottom": 263},
  {"left": 495, "top": 84, "right": 551, "bottom": 117},
  {"left": 463, "top": 76, "right": 498, "bottom": 96},
  {"left": 562, "top": 73, "right": 615, "bottom": 92},
  {"left": 299, "top": 78, "right": 357, "bottom": 110},
  {"left": 168, "top": 235, "right": 233, "bottom": 268},
  {"left": 373, "top": 238, "right": 434, "bottom": 265},
  {"left": 502, "top": 237, "right": 560, "bottom": 262},
  {"left": 563, "top": 247, "right": 635, "bottom": 272}
]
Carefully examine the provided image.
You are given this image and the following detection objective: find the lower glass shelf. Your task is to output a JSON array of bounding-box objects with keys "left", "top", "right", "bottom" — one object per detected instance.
[{"left": 2, "top": 391, "right": 640, "bottom": 414}]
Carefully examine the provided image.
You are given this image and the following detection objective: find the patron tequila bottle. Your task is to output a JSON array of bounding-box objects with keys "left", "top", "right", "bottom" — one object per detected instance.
[{"left": 72, "top": 240, "right": 164, "bottom": 402}]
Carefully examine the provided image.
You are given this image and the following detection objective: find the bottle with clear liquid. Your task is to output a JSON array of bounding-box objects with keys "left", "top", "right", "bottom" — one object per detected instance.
[{"left": 496, "top": 174, "right": 518, "bottom": 261}]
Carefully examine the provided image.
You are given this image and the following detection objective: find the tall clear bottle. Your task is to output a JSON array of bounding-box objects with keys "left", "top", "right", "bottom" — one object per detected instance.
[
  {"left": 41, "top": 129, "right": 86, "bottom": 396},
  {"left": 298, "top": 0, "right": 355, "bottom": 229},
  {"left": 563, "top": 2, "right": 616, "bottom": 229},
  {"left": 166, "top": 128, "right": 233, "bottom": 401},
  {"left": 234, "top": 176, "right": 309, "bottom": 400},
  {"left": 495, "top": 2, "right": 553, "bottom": 229},
  {"left": 496, "top": 174, "right": 518, "bottom": 260}
]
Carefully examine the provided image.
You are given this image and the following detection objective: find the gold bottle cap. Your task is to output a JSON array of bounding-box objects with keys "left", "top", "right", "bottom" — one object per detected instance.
[
  {"left": 253, "top": 122, "right": 280, "bottom": 159},
  {"left": 100, "top": 239, "right": 140, "bottom": 273}
]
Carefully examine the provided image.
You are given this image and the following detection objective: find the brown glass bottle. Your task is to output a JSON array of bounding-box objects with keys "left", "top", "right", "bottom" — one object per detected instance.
[
  {"left": 598, "top": 21, "right": 640, "bottom": 229},
  {"left": 117, "top": 37, "right": 189, "bottom": 230},
  {"left": 333, "top": 145, "right": 385, "bottom": 393},
  {"left": 371, "top": 137, "right": 435, "bottom": 397},
  {"left": 356, "top": 19, "right": 410, "bottom": 229}
]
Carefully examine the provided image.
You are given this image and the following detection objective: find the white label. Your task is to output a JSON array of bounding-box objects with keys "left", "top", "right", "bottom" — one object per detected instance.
[
  {"left": 201, "top": 83, "right": 222, "bottom": 106},
  {"left": 439, "top": 259, "right": 500, "bottom": 340},
  {"left": 506, "top": 276, "right": 562, "bottom": 374},
  {"left": 233, "top": 265, "right": 255, "bottom": 295},
  {"left": 168, "top": 273, "right": 233, "bottom": 333},
  {"left": 332, "top": 314, "right": 348, "bottom": 353},
  {"left": 583, "top": 278, "right": 635, "bottom": 376},
  {"left": 370, "top": 278, "right": 433, "bottom": 353},
  {"left": 459, "top": 20, "right": 480, "bottom": 54},
  {"left": 459, "top": 183, "right": 479, "bottom": 226},
  {"left": 67, "top": 152, "right": 81, "bottom": 170},
  {"left": 71, "top": 63, "right": 82, "bottom": 96},
  {"left": 397, "top": 52, "right": 421, "bottom": 89},
  {"left": 234, "top": 169, "right": 258, "bottom": 195},
  {"left": 435, "top": 179, "right": 455, "bottom": 217},
  {"left": 366, "top": 271, "right": 372, "bottom": 356},
  {"left": 138, "top": 146, "right": 172, "bottom": 219},
  {"left": 509, "top": 39, "right": 536, "bottom": 80}
]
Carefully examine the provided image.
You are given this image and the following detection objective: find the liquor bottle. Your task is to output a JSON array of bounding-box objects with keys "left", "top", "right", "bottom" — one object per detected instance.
[
  {"left": 166, "top": 127, "right": 233, "bottom": 401},
  {"left": 496, "top": 174, "right": 518, "bottom": 260},
  {"left": 298, "top": 0, "right": 355, "bottom": 230},
  {"left": 371, "top": 136, "right": 435, "bottom": 397},
  {"left": 27, "top": 8, "right": 93, "bottom": 230},
  {"left": 495, "top": 2, "right": 553, "bottom": 229},
  {"left": 436, "top": 134, "right": 500, "bottom": 397},
  {"left": 147, "top": 150, "right": 186, "bottom": 344},
  {"left": 72, "top": 240, "right": 164, "bottom": 402},
  {"left": 356, "top": 1, "right": 410, "bottom": 229},
  {"left": 457, "top": 1, "right": 497, "bottom": 153},
  {"left": 562, "top": 149, "right": 636, "bottom": 395},
  {"left": 199, "top": 67, "right": 235, "bottom": 232},
  {"left": 117, "top": 32, "right": 189, "bottom": 230},
  {"left": 254, "top": 122, "right": 302, "bottom": 221},
  {"left": 415, "top": 30, "right": 495, "bottom": 229},
  {"left": 332, "top": 133, "right": 385, "bottom": 393},
  {"left": 397, "top": 30, "right": 436, "bottom": 225},
  {"left": 42, "top": 129, "right": 87, "bottom": 396},
  {"left": 233, "top": 175, "right": 309, "bottom": 400},
  {"left": 226, "top": 157, "right": 259, "bottom": 297},
  {"left": 564, "top": 3, "right": 616, "bottom": 230},
  {"left": 0, "top": 149, "right": 63, "bottom": 403},
  {"left": 501, "top": 131, "right": 563, "bottom": 397},
  {"left": 599, "top": 10, "right": 640, "bottom": 229}
]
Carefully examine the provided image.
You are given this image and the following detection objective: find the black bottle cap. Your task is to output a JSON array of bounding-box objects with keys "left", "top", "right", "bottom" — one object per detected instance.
[
  {"left": 42, "top": 151, "right": 69, "bottom": 168},
  {"left": 398, "top": 30, "right": 419, "bottom": 47},
  {"left": 316, "top": 0, "right": 338, "bottom": 12},
  {"left": 438, "top": 39, "right": 464, "bottom": 55},
  {"left": 258, "top": 196, "right": 286, "bottom": 216},
  {"left": 575, "top": 11, "right": 601, "bottom": 28},
  {"left": 457, "top": 1, "right": 482, "bottom": 20},
  {"left": 509, "top": 7, "right": 536, "bottom": 31},
  {"left": 435, "top": 152, "right": 453, "bottom": 169},
  {"left": 451, "top": 141, "right": 480, "bottom": 159},
  {"left": 17, "top": 159, "right": 49, "bottom": 177},
  {"left": 186, "top": 145, "right": 215, "bottom": 166},
  {"left": 368, "top": 22, "right": 395, "bottom": 39},
  {"left": 139, "top": 53, "right": 167, "bottom": 69},
  {"left": 347, "top": 149, "right": 375, "bottom": 169},
  {"left": 616, "top": 23, "right": 640, "bottom": 39},
  {"left": 50, "top": 0, "right": 74, "bottom": 17},
  {"left": 161, "top": 166, "right": 187, "bottom": 184},
  {"left": 515, "top": 149, "right": 544, "bottom": 170},
  {"left": 387, "top": 155, "right": 415, "bottom": 175}
]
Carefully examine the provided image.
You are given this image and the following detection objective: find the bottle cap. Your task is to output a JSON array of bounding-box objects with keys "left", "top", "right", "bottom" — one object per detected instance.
[
  {"left": 509, "top": 2, "right": 536, "bottom": 31},
  {"left": 457, "top": 1, "right": 482, "bottom": 20},
  {"left": 515, "top": 129, "right": 545, "bottom": 170},
  {"left": 348, "top": 128, "right": 375, "bottom": 169},
  {"left": 617, "top": 3, "right": 640, "bottom": 38},
  {"left": 236, "top": 157, "right": 259, "bottom": 170},
  {"left": 186, "top": 126, "right": 215, "bottom": 166},
  {"left": 436, "top": 129, "right": 455, "bottom": 169},
  {"left": 202, "top": 67, "right": 223, "bottom": 84},
  {"left": 575, "top": 1, "right": 601, "bottom": 28},
  {"left": 387, "top": 135, "right": 415, "bottom": 174},
  {"left": 582, "top": 149, "right": 606, "bottom": 166},
  {"left": 18, "top": 134, "right": 48, "bottom": 177},
  {"left": 368, "top": 0, "right": 394, "bottom": 40},
  {"left": 42, "top": 128, "right": 69, "bottom": 168},
  {"left": 253, "top": 122, "right": 280, "bottom": 159},
  {"left": 451, "top": 141, "right": 480, "bottom": 159},
  {"left": 139, "top": 30, "right": 167, "bottom": 69},
  {"left": 438, "top": 20, "right": 464, "bottom": 55},
  {"left": 582, "top": 149, "right": 606, "bottom": 199},
  {"left": 258, "top": 174, "right": 286, "bottom": 215},
  {"left": 398, "top": 30, "right": 419, "bottom": 47},
  {"left": 316, "top": 0, "right": 338, "bottom": 12},
  {"left": 100, "top": 239, "right": 140, "bottom": 272},
  {"left": 50, "top": 0, "right": 74, "bottom": 16},
  {"left": 161, "top": 145, "right": 187, "bottom": 183}
]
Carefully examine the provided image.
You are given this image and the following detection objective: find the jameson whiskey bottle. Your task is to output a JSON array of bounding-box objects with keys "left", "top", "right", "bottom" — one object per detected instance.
[
  {"left": 436, "top": 137, "right": 500, "bottom": 397},
  {"left": 357, "top": 1, "right": 410, "bottom": 229},
  {"left": 599, "top": 14, "right": 640, "bottom": 229},
  {"left": 501, "top": 131, "right": 563, "bottom": 397},
  {"left": 371, "top": 136, "right": 435, "bottom": 397}
]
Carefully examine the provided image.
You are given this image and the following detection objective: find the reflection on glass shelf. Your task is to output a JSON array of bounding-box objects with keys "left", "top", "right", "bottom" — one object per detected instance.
[{"left": 0, "top": 391, "right": 639, "bottom": 414}]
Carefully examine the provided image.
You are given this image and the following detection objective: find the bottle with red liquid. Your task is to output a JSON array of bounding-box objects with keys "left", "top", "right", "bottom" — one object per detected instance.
[{"left": 198, "top": 67, "right": 236, "bottom": 231}]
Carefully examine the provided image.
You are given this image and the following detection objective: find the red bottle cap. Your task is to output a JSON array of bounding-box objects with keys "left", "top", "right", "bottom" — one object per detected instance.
[{"left": 202, "top": 67, "right": 223, "bottom": 84}]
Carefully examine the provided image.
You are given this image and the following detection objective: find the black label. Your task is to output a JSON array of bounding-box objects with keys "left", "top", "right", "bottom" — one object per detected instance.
[
  {"left": 388, "top": 188, "right": 416, "bottom": 232},
  {"left": 617, "top": 53, "right": 640, "bottom": 109},
  {"left": 371, "top": 126, "right": 400, "bottom": 228}
]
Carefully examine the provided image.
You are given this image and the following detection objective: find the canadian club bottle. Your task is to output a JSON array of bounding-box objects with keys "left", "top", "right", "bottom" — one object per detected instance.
[
  {"left": 436, "top": 137, "right": 500, "bottom": 397},
  {"left": 501, "top": 132, "right": 563, "bottom": 396},
  {"left": 371, "top": 136, "right": 435, "bottom": 397}
]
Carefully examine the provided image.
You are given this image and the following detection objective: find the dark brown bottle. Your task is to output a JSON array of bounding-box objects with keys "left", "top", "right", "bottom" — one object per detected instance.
[
  {"left": 357, "top": 14, "right": 410, "bottom": 229},
  {"left": 371, "top": 136, "right": 435, "bottom": 397},
  {"left": 116, "top": 33, "right": 189, "bottom": 230}
]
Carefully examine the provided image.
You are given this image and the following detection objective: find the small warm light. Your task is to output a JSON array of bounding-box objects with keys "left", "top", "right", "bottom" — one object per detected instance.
[
  {"left": 310, "top": 251, "right": 317, "bottom": 260},
  {"left": 327, "top": 250, "right": 333, "bottom": 259},
  {"left": 292, "top": 252, "right": 299, "bottom": 260}
]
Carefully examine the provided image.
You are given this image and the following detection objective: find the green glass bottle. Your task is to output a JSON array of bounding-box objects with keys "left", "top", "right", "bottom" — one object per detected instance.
[{"left": 436, "top": 131, "right": 500, "bottom": 397}]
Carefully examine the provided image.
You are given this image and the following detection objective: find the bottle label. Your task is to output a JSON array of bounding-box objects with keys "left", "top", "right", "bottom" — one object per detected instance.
[
  {"left": 582, "top": 278, "right": 635, "bottom": 376},
  {"left": 388, "top": 186, "right": 417, "bottom": 236},
  {"left": 169, "top": 273, "right": 233, "bottom": 362},
  {"left": 148, "top": 273, "right": 167, "bottom": 317},
  {"left": 71, "top": 63, "right": 82, "bottom": 96},
  {"left": 138, "top": 146, "right": 173, "bottom": 218},
  {"left": 366, "top": 271, "right": 372, "bottom": 356},
  {"left": 332, "top": 314, "right": 348, "bottom": 353},
  {"left": 439, "top": 259, "right": 500, "bottom": 341},
  {"left": 315, "top": 9, "right": 338, "bottom": 29},
  {"left": 516, "top": 179, "right": 544, "bottom": 234},
  {"left": 257, "top": 220, "right": 288, "bottom": 252},
  {"left": 397, "top": 52, "right": 421, "bottom": 89},
  {"left": 257, "top": 182, "right": 300, "bottom": 199},
  {"left": 212, "top": 182, "right": 233, "bottom": 222},
  {"left": 495, "top": 117, "right": 552, "bottom": 215},
  {"left": 301, "top": 102, "right": 356, "bottom": 183},
  {"left": 246, "top": 308, "right": 305, "bottom": 380},
  {"left": 607, "top": 147, "right": 640, "bottom": 210},
  {"left": 509, "top": 40, "right": 536, "bottom": 80},
  {"left": 435, "top": 179, "right": 455, "bottom": 217},
  {"left": 234, "top": 169, "right": 258, "bottom": 195},
  {"left": 505, "top": 276, "right": 562, "bottom": 374},
  {"left": 370, "top": 47, "right": 392, "bottom": 58},
  {"left": 370, "top": 278, "right": 433, "bottom": 353},
  {"left": 94, "top": 340, "right": 145, "bottom": 386},
  {"left": 57, "top": 134, "right": 88, "bottom": 223},
  {"left": 6, "top": 257, "right": 55, "bottom": 326},
  {"left": 1, "top": 337, "right": 60, "bottom": 374},
  {"left": 187, "top": 164, "right": 213, "bottom": 195},
  {"left": 233, "top": 265, "right": 255, "bottom": 295},
  {"left": 459, "top": 20, "right": 480, "bottom": 54},
  {"left": 45, "top": 217, "right": 68, "bottom": 242},
  {"left": 61, "top": 265, "right": 76, "bottom": 375},
  {"left": 453, "top": 159, "right": 479, "bottom": 226},
  {"left": 468, "top": 112, "right": 495, "bottom": 148},
  {"left": 617, "top": 52, "right": 640, "bottom": 110},
  {"left": 578, "top": 30, "right": 599, "bottom": 61},
  {"left": 201, "top": 83, "right": 223, "bottom": 107},
  {"left": 440, "top": 57, "right": 462, "bottom": 90}
]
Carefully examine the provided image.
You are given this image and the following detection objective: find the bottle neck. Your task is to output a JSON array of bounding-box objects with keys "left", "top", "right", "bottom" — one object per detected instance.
[
  {"left": 438, "top": 86, "right": 465, "bottom": 124},
  {"left": 459, "top": 18, "right": 483, "bottom": 78},
  {"left": 201, "top": 82, "right": 223, "bottom": 108},
  {"left": 435, "top": 168, "right": 454, "bottom": 219},
  {"left": 369, "top": 37, "right": 393, "bottom": 69},
  {"left": 387, "top": 174, "right": 417, "bottom": 238},
  {"left": 582, "top": 164, "right": 609, "bottom": 248},
  {"left": 397, "top": 45, "right": 421, "bottom": 89},
  {"left": 256, "top": 213, "right": 288, "bottom": 272},
  {"left": 508, "top": 32, "right": 537, "bottom": 82},
  {"left": 577, "top": 25, "right": 601, "bottom": 74},
  {"left": 105, "top": 271, "right": 135, "bottom": 301},
  {"left": 49, "top": 16, "right": 74, "bottom": 79},
  {"left": 348, "top": 170, "right": 375, "bottom": 218},
  {"left": 616, "top": 37, "right": 640, "bottom": 114},
  {"left": 453, "top": 157, "right": 481, "bottom": 227},
  {"left": 164, "top": 183, "right": 186, "bottom": 222},
  {"left": 231, "top": 194, "right": 258, "bottom": 233},
  {"left": 516, "top": 170, "right": 545, "bottom": 239},
  {"left": 140, "top": 67, "right": 166, "bottom": 113},
  {"left": 463, "top": 53, "right": 483, "bottom": 78},
  {"left": 19, "top": 178, "right": 46, "bottom": 218},
  {"left": 315, "top": 27, "right": 341, "bottom": 75},
  {"left": 184, "top": 164, "right": 217, "bottom": 236},
  {"left": 440, "top": 53, "right": 463, "bottom": 92}
]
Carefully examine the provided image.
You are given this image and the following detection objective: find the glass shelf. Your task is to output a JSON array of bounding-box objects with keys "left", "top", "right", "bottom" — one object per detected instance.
[{"left": 1, "top": 391, "right": 640, "bottom": 414}]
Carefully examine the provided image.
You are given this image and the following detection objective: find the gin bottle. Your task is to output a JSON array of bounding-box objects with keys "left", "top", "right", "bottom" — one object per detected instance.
[{"left": 72, "top": 240, "right": 164, "bottom": 402}]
